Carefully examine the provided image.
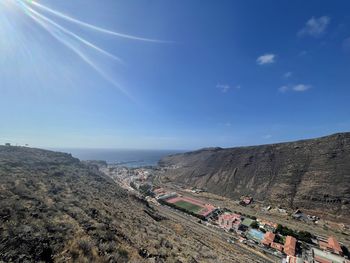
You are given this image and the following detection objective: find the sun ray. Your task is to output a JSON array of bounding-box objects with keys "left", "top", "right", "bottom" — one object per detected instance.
[
  {"left": 22, "top": 4, "right": 134, "bottom": 100},
  {"left": 27, "top": 0, "right": 169, "bottom": 43},
  {"left": 2, "top": 0, "right": 163, "bottom": 102},
  {"left": 19, "top": 1, "right": 123, "bottom": 63}
]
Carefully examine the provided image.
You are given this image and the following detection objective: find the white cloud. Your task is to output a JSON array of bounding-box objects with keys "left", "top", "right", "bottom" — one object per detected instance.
[
  {"left": 216, "top": 83, "right": 241, "bottom": 93},
  {"left": 292, "top": 84, "right": 311, "bottom": 92},
  {"left": 256, "top": 53, "right": 276, "bottom": 65},
  {"left": 279, "top": 84, "right": 311, "bottom": 93},
  {"left": 216, "top": 84, "right": 230, "bottom": 93},
  {"left": 262, "top": 134, "right": 272, "bottom": 139},
  {"left": 298, "top": 16, "right": 330, "bottom": 37},
  {"left": 283, "top": 72, "right": 292, "bottom": 78}
]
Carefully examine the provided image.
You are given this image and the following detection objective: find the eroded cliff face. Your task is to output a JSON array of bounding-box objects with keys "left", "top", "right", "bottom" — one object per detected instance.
[{"left": 159, "top": 133, "right": 350, "bottom": 220}]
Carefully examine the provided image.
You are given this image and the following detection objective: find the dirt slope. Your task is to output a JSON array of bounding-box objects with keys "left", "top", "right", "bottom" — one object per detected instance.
[{"left": 160, "top": 133, "right": 350, "bottom": 221}]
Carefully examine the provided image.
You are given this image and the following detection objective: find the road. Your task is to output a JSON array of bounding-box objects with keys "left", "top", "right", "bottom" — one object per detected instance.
[
  {"left": 105, "top": 167, "right": 280, "bottom": 262},
  {"left": 156, "top": 203, "right": 279, "bottom": 263}
]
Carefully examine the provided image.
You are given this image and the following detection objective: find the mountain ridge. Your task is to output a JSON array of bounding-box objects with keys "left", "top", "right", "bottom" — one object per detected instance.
[{"left": 159, "top": 132, "right": 350, "bottom": 222}]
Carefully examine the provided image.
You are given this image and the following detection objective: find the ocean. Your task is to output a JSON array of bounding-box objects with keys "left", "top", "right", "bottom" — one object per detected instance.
[{"left": 58, "top": 148, "right": 184, "bottom": 168}]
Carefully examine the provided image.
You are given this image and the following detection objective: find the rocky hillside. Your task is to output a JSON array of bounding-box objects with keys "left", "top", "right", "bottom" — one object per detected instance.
[
  {"left": 159, "top": 133, "right": 350, "bottom": 221},
  {"left": 0, "top": 146, "right": 233, "bottom": 262}
]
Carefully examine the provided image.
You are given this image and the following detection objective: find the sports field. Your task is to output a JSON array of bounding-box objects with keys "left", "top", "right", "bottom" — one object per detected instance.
[{"left": 173, "top": 200, "right": 203, "bottom": 213}]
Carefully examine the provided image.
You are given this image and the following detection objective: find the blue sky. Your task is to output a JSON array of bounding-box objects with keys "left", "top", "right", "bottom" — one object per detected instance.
[{"left": 0, "top": 0, "right": 350, "bottom": 150}]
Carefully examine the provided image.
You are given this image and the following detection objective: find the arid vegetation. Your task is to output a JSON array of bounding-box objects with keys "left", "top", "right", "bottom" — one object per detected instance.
[
  {"left": 0, "top": 146, "right": 269, "bottom": 262},
  {"left": 0, "top": 146, "right": 135, "bottom": 262}
]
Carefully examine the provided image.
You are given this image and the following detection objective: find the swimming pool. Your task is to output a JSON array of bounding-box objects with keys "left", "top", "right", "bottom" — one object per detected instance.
[{"left": 247, "top": 229, "right": 264, "bottom": 242}]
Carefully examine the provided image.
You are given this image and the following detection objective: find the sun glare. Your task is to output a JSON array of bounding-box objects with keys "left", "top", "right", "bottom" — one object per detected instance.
[
  {"left": 0, "top": 0, "right": 165, "bottom": 99},
  {"left": 0, "top": 0, "right": 15, "bottom": 10}
]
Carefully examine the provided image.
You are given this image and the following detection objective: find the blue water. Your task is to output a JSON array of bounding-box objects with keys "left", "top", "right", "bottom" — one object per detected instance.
[
  {"left": 56, "top": 148, "right": 184, "bottom": 168},
  {"left": 247, "top": 229, "right": 265, "bottom": 242}
]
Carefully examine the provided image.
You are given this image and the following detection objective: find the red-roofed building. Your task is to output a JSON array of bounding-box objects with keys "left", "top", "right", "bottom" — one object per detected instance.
[
  {"left": 232, "top": 219, "right": 241, "bottom": 229},
  {"left": 318, "top": 236, "right": 343, "bottom": 255},
  {"left": 319, "top": 241, "right": 329, "bottom": 250},
  {"left": 262, "top": 232, "right": 275, "bottom": 246},
  {"left": 200, "top": 203, "right": 216, "bottom": 217},
  {"left": 258, "top": 219, "right": 278, "bottom": 232},
  {"left": 284, "top": 236, "right": 297, "bottom": 257},
  {"left": 242, "top": 197, "right": 253, "bottom": 205},
  {"left": 328, "top": 236, "right": 342, "bottom": 255},
  {"left": 271, "top": 242, "right": 284, "bottom": 252},
  {"left": 286, "top": 256, "right": 297, "bottom": 263},
  {"left": 218, "top": 213, "right": 241, "bottom": 230}
]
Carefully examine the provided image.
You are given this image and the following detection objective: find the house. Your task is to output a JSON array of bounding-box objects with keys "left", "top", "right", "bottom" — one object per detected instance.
[
  {"left": 200, "top": 204, "right": 217, "bottom": 219},
  {"left": 278, "top": 208, "right": 287, "bottom": 214},
  {"left": 319, "top": 236, "right": 343, "bottom": 256},
  {"left": 218, "top": 213, "right": 241, "bottom": 230},
  {"left": 262, "top": 232, "right": 275, "bottom": 246},
  {"left": 328, "top": 237, "right": 343, "bottom": 255},
  {"left": 286, "top": 255, "right": 303, "bottom": 263},
  {"left": 258, "top": 219, "right": 278, "bottom": 232},
  {"left": 240, "top": 196, "right": 253, "bottom": 206},
  {"left": 232, "top": 219, "right": 241, "bottom": 230},
  {"left": 271, "top": 242, "right": 284, "bottom": 252},
  {"left": 294, "top": 209, "right": 302, "bottom": 214},
  {"left": 284, "top": 236, "right": 297, "bottom": 257},
  {"left": 292, "top": 213, "right": 303, "bottom": 220}
]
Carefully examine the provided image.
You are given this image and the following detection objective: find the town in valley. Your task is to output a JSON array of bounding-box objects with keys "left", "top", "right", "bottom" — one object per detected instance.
[{"left": 101, "top": 164, "right": 350, "bottom": 263}]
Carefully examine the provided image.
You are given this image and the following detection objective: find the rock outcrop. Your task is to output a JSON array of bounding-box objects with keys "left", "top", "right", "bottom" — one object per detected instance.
[{"left": 159, "top": 133, "right": 350, "bottom": 221}]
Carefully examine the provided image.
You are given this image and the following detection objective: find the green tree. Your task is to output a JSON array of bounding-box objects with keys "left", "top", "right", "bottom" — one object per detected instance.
[{"left": 251, "top": 221, "right": 259, "bottom": 229}]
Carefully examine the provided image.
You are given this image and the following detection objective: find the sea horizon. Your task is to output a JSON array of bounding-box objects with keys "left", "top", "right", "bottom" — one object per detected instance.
[{"left": 50, "top": 148, "right": 186, "bottom": 168}]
